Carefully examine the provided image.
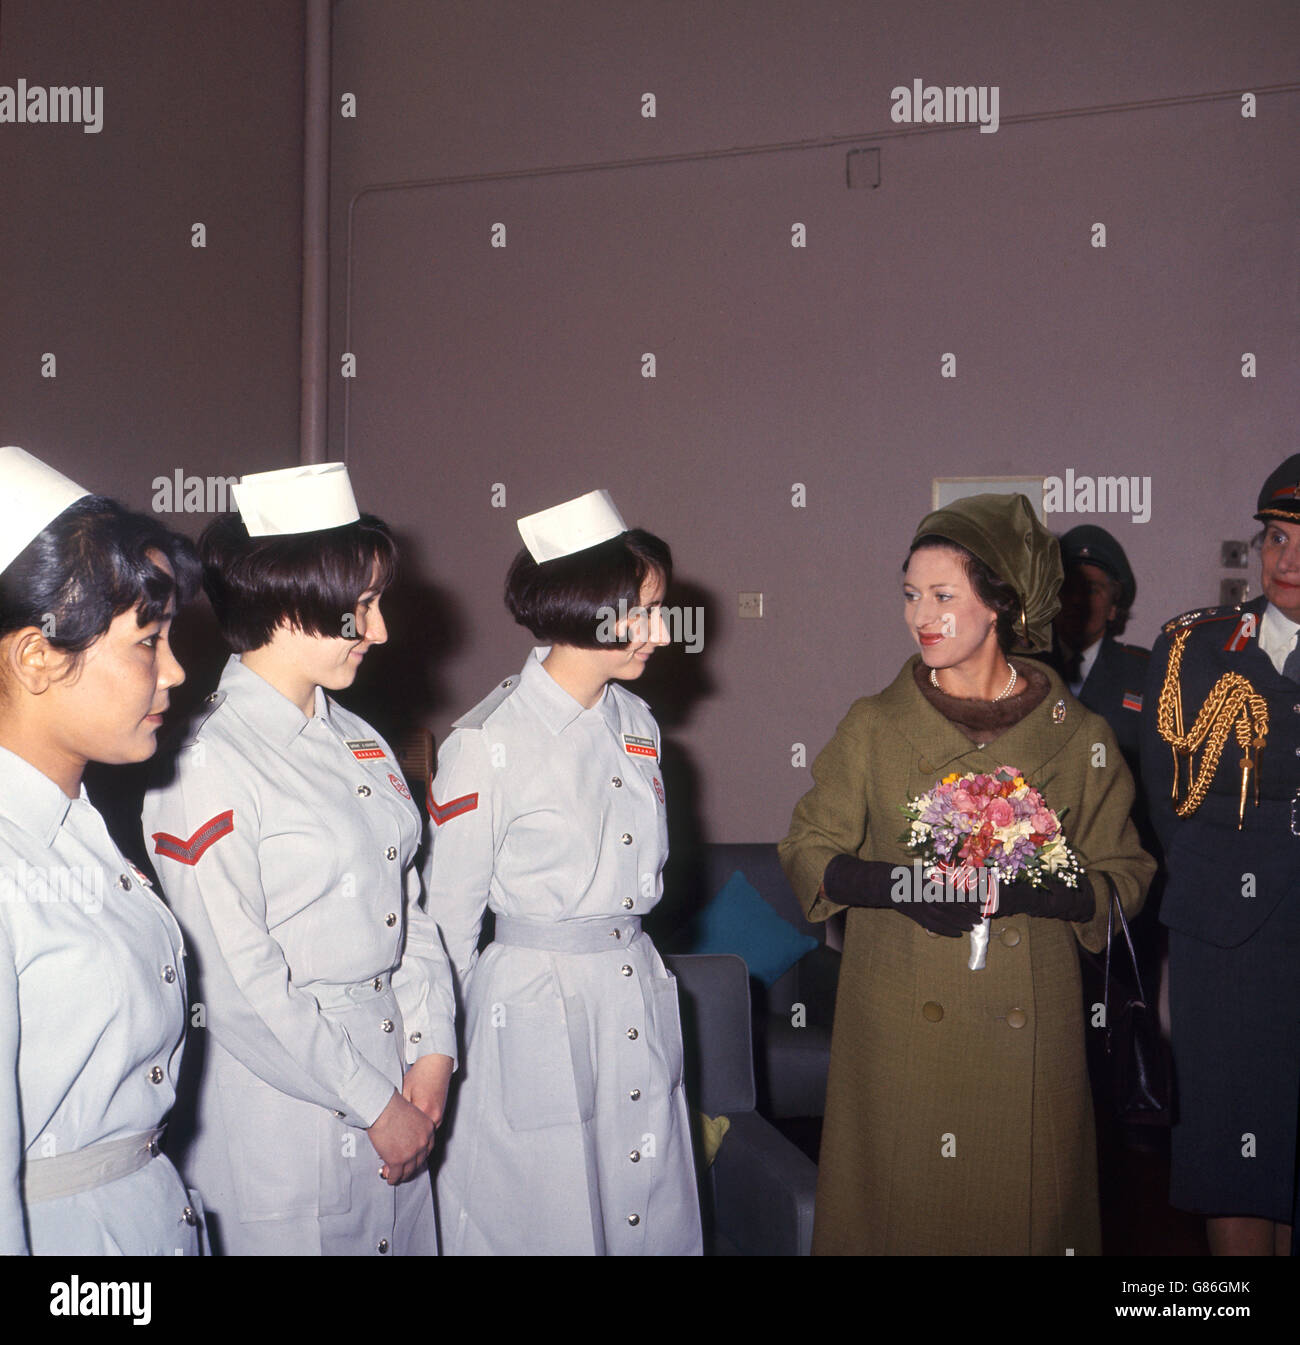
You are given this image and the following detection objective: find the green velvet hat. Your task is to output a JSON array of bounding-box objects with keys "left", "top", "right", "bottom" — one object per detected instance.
[{"left": 910, "top": 493, "right": 1063, "bottom": 653}]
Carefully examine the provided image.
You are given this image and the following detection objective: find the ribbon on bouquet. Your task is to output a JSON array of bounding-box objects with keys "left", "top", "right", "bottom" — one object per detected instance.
[{"left": 931, "top": 862, "right": 1001, "bottom": 970}]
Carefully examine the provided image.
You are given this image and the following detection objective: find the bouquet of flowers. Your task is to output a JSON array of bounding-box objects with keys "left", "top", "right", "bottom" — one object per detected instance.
[{"left": 899, "top": 765, "right": 1083, "bottom": 969}]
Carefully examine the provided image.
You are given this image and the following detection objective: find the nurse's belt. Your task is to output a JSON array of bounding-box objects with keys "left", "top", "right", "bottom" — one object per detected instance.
[
  {"left": 0, "top": 445, "right": 90, "bottom": 575},
  {"left": 22, "top": 1128, "right": 166, "bottom": 1204},
  {"left": 232, "top": 462, "right": 360, "bottom": 536},
  {"left": 517, "top": 489, "right": 626, "bottom": 563}
]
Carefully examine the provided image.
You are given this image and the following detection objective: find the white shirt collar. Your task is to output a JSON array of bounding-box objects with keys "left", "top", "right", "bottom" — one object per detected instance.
[{"left": 1259, "top": 603, "right": 1300, "bottom": 676}]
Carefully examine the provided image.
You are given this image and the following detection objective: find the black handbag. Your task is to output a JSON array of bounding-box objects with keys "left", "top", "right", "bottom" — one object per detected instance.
[{"left": 1100, "top": 872, "right": 1169, "bottom": 1118}]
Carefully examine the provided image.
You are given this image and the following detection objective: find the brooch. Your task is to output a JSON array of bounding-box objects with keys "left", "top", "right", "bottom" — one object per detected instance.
[{"left": 1052, "top": 699, "right": 1066, "bottom": 724}]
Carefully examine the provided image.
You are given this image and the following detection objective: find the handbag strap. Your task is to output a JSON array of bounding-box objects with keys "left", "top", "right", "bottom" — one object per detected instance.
[{"left": 1101, "top": 872, "right": 1147, "bottom": 1042}]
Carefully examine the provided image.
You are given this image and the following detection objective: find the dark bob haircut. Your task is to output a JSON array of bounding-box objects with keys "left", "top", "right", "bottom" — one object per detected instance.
[
  {"left": 200, "top": 512, "right": 397, "bottom": 652},
  {"left": 505, "top": 529, "right": 672, "bottom": 648},
  {"left": 0, "top": 496, "right": 201, "bottom": 676},
  {"left": 905, "top": 536, "right": 1023, "bottom": 654}
]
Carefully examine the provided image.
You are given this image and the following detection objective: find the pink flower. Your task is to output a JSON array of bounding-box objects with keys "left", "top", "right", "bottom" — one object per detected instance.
[
  {"left": 986, "top": 797, "right": 1014, "bottom": 828},
  {"left": 1031, "top": 809, "right": 1057, "bottom": 835},
  {"left": 951, "top": 789, "right": 980, "bottom": 814}
]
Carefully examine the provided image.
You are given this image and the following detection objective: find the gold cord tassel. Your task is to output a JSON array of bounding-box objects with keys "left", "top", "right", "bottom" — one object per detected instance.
[{"left": 1156, "top": 629, "right": 1270, "bottom": 826}]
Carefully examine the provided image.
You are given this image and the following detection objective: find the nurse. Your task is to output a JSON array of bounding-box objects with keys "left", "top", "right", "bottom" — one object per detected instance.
[
  {"left": 0, "top": 444, "right": 202, "bottom": 1255},
  {"left": 142, "top": 463, "right": 456, "bottom": 1256},
  {"left": 424, "top": 489, "right": 703, "bottom": 1255}
]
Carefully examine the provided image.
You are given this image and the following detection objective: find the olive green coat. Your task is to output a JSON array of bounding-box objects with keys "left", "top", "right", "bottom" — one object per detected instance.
[{"left": 780, "top": 658, "right": 1155, "bottom": 1256}]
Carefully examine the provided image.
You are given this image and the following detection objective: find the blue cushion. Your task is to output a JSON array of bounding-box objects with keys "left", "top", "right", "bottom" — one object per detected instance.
[{"left": 679, "top": 870, "right": 819, "bottom": 987}]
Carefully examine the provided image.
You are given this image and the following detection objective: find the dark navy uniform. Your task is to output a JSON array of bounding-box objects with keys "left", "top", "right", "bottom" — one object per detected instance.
[
  {"left": 1075, "top": 637, "right": 1150, "bottom": 770},
  {"left": 1140, "top": 596, "right": 1300, "bottom": 1219}
]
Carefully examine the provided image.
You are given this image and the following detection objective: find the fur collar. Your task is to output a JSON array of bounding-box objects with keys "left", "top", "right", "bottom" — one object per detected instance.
[{"left": 911, "top": 658, "right": 1051, "bottom": 743}]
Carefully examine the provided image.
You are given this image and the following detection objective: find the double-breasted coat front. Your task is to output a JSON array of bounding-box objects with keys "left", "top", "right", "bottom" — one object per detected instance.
[
  {"left": 780, "top": 657, "right": 1154, "bottom": 1255},
  {"left": 423, "top": 649, "right": 702, "bottom": 1255},
  {"left": 142, "top": 655, "right": 457, "bottom": 1255},
  {"left": 0, "top": 746, "right": 201, "bottom": 1255}
]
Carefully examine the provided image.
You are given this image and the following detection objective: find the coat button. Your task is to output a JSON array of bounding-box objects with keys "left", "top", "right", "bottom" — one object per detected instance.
[
  {"left": 149, "top": 1066, "right": 164, "bottom": 1084},
  {"left": 118, "top": 873, "right": 131, "bottom": 890},
  {"left": 611, "top": 777, "right": 623, "bottom": 788},
  {"left": 501, "top": 679, "right": 513, "bottom": 689},
  {"left": 373, "top": 977, "right": 384, "bottom": 991},
  {"left": 162, "top": 965, "right": 177, "bottom": 983},
  {"left": 205, "top": 692, "right": 218, "bottom": 703},
  {"left": 629, "top": 1150, "right": 641, "bottom": 1163},
  {"left": 621, "top": 965, "right": 633, "bottom": 977},
  {"left": 1000, "top": 927, "right": 1021, "bottom": 947},
  {"left": 357, "top": 784, "right": 371, "bottom": 796},
  {"left": 377, "top": 1239, "right": 390, "bottom": 1254},
  {"left": 627, "top": 1213, "right": 640, "bottom": 1226},
  {"left": 385, "top": 912, "right": 397, "bottom": 927},
  {"left": 381, "top": 1018, "right": 394, "bottom": 1033},
  {"left": 629, "top": 1088, "right": 641, "bottom": 1101},
  {"left": 1007, "top": 1008, "right": 1028, "bottom": 1029},
  {"left": 621, "top": 833, "right": 633, "bottom": 845},
  {"left": 182, "top": 1206, "right": 198, "bottom": 1226},
  {"left": 409, "top": 1031, "right": 422, "bottom": 1045},
  {"left": 611, "top": 928, "right": 622, "bottom": 940},
  {"left": 921, "top": 1002, "right": 944, "bottom": 1023},
  {"left": 622, "top": 897, "right": 634, "bottom": 909},
  {"left": 385, "top": 846, "right": 398, "bottom": 860},
  {"left": 333, "top": 1109, "right": 346, "bottom": 1119},
  {"left": 626, "top": 1027, "right": 639, "bottom": 1040},
  {"left": 148, "top": 1138, "right": 161, "bottom": 1157}
]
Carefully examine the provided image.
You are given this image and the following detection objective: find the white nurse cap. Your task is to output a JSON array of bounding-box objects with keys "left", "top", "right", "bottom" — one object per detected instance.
[
  {"left": 0, "top": 445, "right": 91, "bottom": 576},
  {"left": 232, "top": 462, "right": 361, "bottom": 537},
  {"left": 516, "top": 489, "right": 627, "bottom": 563}
]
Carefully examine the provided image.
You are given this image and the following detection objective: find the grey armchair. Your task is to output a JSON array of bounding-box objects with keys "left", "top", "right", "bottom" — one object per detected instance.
[{"left": 665, "top": 952, "right": 817, "bottom": 1255}]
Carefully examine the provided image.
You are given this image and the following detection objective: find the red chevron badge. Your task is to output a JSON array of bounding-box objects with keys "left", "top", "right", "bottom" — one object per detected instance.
[
  {"left": 151, "top": 810, "right": 235, "bottom": 866},
  {"left": 1224, "top": 613, "right": 1257, "bottom": 652},
  {"left": 427, "top": 789, "right": 478, "bottom": 827}
]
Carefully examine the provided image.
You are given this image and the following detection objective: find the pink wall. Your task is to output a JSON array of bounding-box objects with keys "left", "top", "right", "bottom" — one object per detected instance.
[
  {"left": 0, "top": 0, "right": 304, "bottom": 511},
  {"left": 327, "top": 1, "right": 1300, "bottom": 841},
  {"left": 3, "top": 4, "right": 1296, "bottom": 845}
]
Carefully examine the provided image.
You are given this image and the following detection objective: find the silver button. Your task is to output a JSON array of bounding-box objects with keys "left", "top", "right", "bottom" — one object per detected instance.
[
  {"left": 622, "top": 897, "right": 634, "bottom": 909},
  {"left": 629, "top": 1150, "right": 641, "bottom": 1163},
  {"left": 377, "top": 1239, "right": 390, "bottom": 1254},
  {"left": 149, "top": 1066, "right": 164, "bottom": 1084},
  {"left": 611, "top": 928, "right": 622, "bottom": 940},
  {"left": 333, "top": 1109, "right": 346, "bottom": 1119},
  {"left": 409, "top": 1031, "right": 422, "bottom": 1045},
  {"left": 373, "top": 977, "right": 384, "bottom": 991},
  {"left": 182, "top": 1205, "right": 198, "bottom": 1226},
  {"left": 621, "top": 965, "right": 633, "bottom": 977},
  {"left": 620, "top": 833, "right": 633, "bottom": 845},
  {"left": 357, "top": 784, "right": 371, "bottom": 797},
  {"left": 381, "top": 1018, "right": 394, "bottom": 1033},
  {"left": 147, "top": 1139, "right": 160, "bottom": 1157},
  {"left": 502, "top": 679, "right": 513, "bottom": 687},
  {"left": 629, "top": 1088, "right": 641, "bottom": 1101},
  {"left": 611, "top": 777, "right": 623, "bottom": 788},
  {"left": 118, "top": 874, "right": 131, "bottom": 890},
  {"left": 627, "top": 1213, "right": 640, "bottom": 1226},
  {"left": 205, "top": 692, "right": 218, "bottom": 703},
  {"left": 385, "top": 846, "right": 398, "bottom": 860},
  {"left": 385, "top": 912, "right": 397, "bottom": 927},
  {"left": 626, "top": 1027, "right": 638, "bottom": 1040},
  {"left": 162, "top": 966, "right": 177, "bottom": 983}
]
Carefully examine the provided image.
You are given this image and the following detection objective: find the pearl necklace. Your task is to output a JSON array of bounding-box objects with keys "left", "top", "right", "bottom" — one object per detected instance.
[{"left": 930, "top": 662, "right": 1018, "bottom": 702}]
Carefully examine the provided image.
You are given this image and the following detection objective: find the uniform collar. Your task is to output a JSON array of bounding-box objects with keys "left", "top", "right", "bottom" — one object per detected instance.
[
  {"left": 516, "top": 647, "right": 619, "bottom": 734},
  {"left": 0, "top": 743, "right": 79, "bottom": 845},
  {"left": 1259, "top": 601, "right": 1300, "bottom": 676},
  {"left": 218, "top": 654, "right": 334, "bottom": 748}
]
